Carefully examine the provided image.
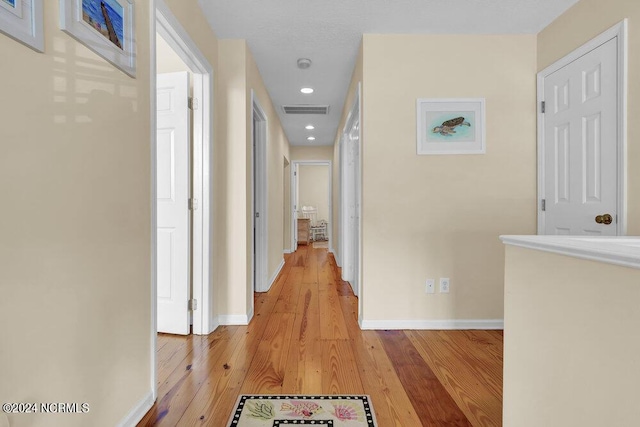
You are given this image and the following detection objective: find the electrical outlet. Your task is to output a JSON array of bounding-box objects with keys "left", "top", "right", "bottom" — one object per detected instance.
[
  {"left": 439, "top": 278, "right": 450, "bottom": 293},
  {"left": 425, "top": 279, "right": 435, "bottom": 294}
]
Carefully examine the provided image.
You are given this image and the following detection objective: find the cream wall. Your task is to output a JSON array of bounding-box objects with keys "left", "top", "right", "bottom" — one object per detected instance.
[
  {"left": 218, "top": 39, "right": 290, "bottom": 315},
  {"left": 503, "top": 246, "right": 640, "bottom": 426},
  {"left": 538, "top": 0, "right": 640, "bottom": 234},
  {"left": 246, "top": 45, "right": 291, "bottom": 304},
  {"left": 360, "top": 34, "right": 537, "bottom": 322},
  {"left": 0, "top": 1, "right": 152, "bottom": 426},
  {"left": 298, "top": 165, "right": 331, "bottom": 224},
  {"left": 217, "top": 39, "right": 250, "bottom": 317},
  {"left": 156, "top": 33, "right": 189, "bottom": 74},
  {"left": 290, "top": 145, "right": 334, "bottom": 161}
]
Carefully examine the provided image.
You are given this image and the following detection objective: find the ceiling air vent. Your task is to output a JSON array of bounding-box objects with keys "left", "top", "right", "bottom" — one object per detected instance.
[{"left": 282, "top": 105, "right": 330, "bottom": 115}]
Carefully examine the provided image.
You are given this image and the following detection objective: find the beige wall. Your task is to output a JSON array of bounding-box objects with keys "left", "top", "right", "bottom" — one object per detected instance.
[
  {"left": 217, "top": 40, "right": 250, "bottom": 317},
  {"left": 156, "top": 33, "right": 189, "bottom": 74},
  {"left": 218, "top": 39, "right": 290, "bottom": 315},
  {"left": 0, "top": 1, "right": 152, "bottom": 426},
  {"left": 503, "top": 246, "right": 640, "bottom": 426},
  {"left": 298, "top": 165, "right": 331, "bottom": 224},
  {"left": 360, "top": 34, "right": 537, "bottom": 322},
  {"left": 290, "top": 145, "right": 334, "bottom": 161},
  {"left": 246, "top": 45, "right": 291, "bottom": 304},
  {"left": 538, "top": 0, "right": 640, "bottom": 234}
]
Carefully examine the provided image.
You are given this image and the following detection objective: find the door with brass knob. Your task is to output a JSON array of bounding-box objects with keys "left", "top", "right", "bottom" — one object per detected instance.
[
  {"left": 540, "top": 36, "right": 620, "bottom": 236},
  {"left": 595, "top": 214, "right": 613, "bottom": 225}
]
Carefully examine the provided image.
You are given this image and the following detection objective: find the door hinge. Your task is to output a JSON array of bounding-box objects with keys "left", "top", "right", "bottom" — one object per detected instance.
[
  {"left": 255, "top": 212, "right": 260, "bottom": 218},
  {"left": 188, "top": 97, "right": 198, "bottom": 110},
  {"left": 188, "top": 198, "right": 198, "bottom": 210},
  {"left": 541, "top": 101, "right": 546, "bottom": 114},
  {"left": 188, "top": 299, "right": 197, "bottom": 311},
  {"left": 294, "top": 171, "right": 297, "bottom": 176},
  {"left": 541, "top": 199, "right": 546, "bottom": 211}
]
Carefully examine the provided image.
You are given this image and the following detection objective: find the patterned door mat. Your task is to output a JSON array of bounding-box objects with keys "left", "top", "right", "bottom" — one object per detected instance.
[{"left": 227, "top": 395, "right": 377, "bottom": 426}]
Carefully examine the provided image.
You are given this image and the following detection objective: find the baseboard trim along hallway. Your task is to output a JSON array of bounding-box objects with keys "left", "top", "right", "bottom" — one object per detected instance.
[{"left": 360, "top": 319, "right": 504, "bottom": 330}]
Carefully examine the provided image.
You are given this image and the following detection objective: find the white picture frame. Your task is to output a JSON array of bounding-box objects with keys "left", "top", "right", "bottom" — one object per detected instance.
[
  {"left": 0, "top": 0, "right": 44, "bottom": 52},
  {"left": 60, "top": 0, "right": 136, "bottom": 77},
  {"left": 417, "top": 98, "right": 486, "bottom": 155}
]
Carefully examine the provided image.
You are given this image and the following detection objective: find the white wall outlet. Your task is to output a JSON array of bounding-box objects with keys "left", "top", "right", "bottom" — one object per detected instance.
[
  {"left": 426, "top": 279, "right": 435, "bottom": 294},
  {"left": 440, "top": 278, "right": 450, "bottom": 293}
]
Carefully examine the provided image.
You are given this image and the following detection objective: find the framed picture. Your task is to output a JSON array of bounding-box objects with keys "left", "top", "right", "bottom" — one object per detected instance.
[
  {"left": 60, "top": 0, "right": 136, "bottom": 77},
  {"left": 417, "top": 98, "right": 486, "bottom": 155},
  {"left": 0, "top": 0, "right": 44, "bottom": 52}
]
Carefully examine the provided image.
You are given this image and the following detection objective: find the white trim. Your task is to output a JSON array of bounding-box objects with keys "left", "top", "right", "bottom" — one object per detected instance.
[
  {"left": 501, "top": 235, "right": 640, "bottom": 270},
  {"left": 267, "top": 258, "right": 285, "bottom": 291},
  {"left": 291, "top": 160, "right": 334, "bottom": 253},
  {"left": 283, "top": 249, "right": 292, "bottom": 254},
  {"left": 360, "top": 319, "right": 504, "bottom": 330},
  {"left": 537, "top": 20, "right": 627, "bottom": 236},
  {"left": 251, "top": 92, "right": 269, "bottom": 296},
  {"left": 148, "top": 0, "right": 158, "bottom": 403},
  {"left": 218, "top": 314, "right": 252, "bottom": 326},
  {"left": 156, "top": 0, "right": 215, "bottom": 336},
  {"left": 117, "top": 391, "right": 154, "bottom": 427}
]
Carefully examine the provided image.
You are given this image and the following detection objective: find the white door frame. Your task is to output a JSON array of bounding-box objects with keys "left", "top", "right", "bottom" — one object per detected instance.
[
  {"left": 151, "top": 0, "right": 214, "bottom": 400},
  {"left": 290, "top": 160, "right": 333, "bottom": 252},
  {"left": 537, "top": 20, "right": 627, "bottom": 235},
  {"left": 339, "top": 83, "right": 362, "bottom": 321},
  {"left": 251, "top": 92, "right": 269, "bottom": 295}
]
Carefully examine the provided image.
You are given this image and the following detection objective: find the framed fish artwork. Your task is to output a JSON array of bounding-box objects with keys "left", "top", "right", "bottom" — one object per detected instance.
[
  {"left": 417, "top": 98, "right": 486, "bottom": 155},
  {"left": 60, "top": 0, "right": 136, "bottom": 77},
  {"left": 0, "top": 0, "right": 44, "bottom": 52}
]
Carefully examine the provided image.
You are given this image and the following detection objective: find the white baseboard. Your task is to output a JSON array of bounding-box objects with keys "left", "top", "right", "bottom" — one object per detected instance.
[
  {"left": 283, "top": 249, "right": 292, "bottom": 254},
  {"left": 268, "top": 258, "right": 285, "bottom": 290},
  {"left": 218, "top": 314, "right": 251, "bottom": 325},
  {"left": 246, "top": 305, "right": 254, "bottom": 324},
  {"left": 117, "top": 391, "right": 154, "bottom": 427},
  {"left": 360, "top": 319, "right": 504, "bottom": 330}
]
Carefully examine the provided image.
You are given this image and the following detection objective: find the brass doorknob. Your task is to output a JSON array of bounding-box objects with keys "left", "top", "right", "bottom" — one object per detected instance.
[{"left": 595, "top": 214, "right": 613, "bottom": 225}]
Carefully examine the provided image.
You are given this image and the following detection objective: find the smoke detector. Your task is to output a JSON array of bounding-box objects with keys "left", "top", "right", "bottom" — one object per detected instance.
[{"left": 297, "top": 58, "right": 312, "bottom": 69}]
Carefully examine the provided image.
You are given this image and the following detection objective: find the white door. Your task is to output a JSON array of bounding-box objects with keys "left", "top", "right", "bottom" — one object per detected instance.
[
  {"left": 157, "top": 72, "right": 190, "bottom": 335},
  {"left": 349, "top": 119, "right": 361, "bottom": 296},
  {"left": 292, "top": 163, "right": 299, "bottom": 248},
  {"left": 542, "top": 38, "right": 619, "bottom": 235}
]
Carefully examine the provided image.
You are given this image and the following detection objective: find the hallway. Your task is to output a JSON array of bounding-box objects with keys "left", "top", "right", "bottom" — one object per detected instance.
[{"left": 139, "top": 247, "right": 503, "bottom": 426}]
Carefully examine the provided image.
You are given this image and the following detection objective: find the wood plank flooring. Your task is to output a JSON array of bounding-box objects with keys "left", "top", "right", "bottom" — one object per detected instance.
[{"left": 138, "top": 245, "right": 503, "bottom": 426}]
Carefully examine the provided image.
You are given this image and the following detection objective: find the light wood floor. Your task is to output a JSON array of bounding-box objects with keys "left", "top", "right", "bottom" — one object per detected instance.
[{"left": 139, "top": 246, "right": 503, "bottom": 426}]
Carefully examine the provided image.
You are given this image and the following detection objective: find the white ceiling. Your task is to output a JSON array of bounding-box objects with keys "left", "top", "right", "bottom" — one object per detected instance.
[{"left": 198, "top": 0, "right": 580, "bottom": 146}]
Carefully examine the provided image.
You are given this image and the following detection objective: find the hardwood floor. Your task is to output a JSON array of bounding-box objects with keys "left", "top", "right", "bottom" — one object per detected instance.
[{"left": 138, "top": 246, "right": 503, "bottom": 426}]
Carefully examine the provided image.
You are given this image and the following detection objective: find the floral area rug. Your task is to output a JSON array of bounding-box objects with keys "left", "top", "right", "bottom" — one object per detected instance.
[{"left": 227, "top": 395, "right": 377, "bottom": 426}]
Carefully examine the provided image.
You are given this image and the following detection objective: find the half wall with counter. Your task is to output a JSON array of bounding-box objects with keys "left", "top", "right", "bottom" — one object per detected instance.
[{"left": 501, "top": 236, "right": 640, "bottom": 427}]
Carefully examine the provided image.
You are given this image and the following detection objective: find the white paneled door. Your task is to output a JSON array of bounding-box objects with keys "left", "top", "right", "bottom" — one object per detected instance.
[
  {"left": 157, "top": 72, "right": 191, "bottom": 335},
  {"left": 542, "top": 38, "right": 619, "bottom": 236}
]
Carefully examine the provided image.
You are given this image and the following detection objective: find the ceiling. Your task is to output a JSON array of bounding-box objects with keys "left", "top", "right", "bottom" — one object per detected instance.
[{"left": 198, "top": 0, "right": 580, "bottom": 147}]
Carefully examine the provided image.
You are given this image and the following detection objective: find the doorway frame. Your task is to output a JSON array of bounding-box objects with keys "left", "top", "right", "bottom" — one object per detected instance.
[
  {"left": 290, "top": 160, "right": 333, "bottom": 252},
  {"left": 251, "top": 91, "right": 269, "bottom": 296},
  {"left": 151, "top": 0, "right": 214, "bottom": 400},
  {"left": 339, "top": 83, "right": 362, "bottom": 321},
  {"left": 536, "top": 20, "right": 627, "bottom": 235}
]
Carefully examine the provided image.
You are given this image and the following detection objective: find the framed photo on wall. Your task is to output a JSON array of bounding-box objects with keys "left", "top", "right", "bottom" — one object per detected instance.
[
  {"left": 417, "top": 98, "right": 486, "bottom": 155},
  {"left": 60, "top": 0, "right": 136, "bottom": 77},
  {"left": 0, "top": 0, "right": 44, "bottom": 52}
]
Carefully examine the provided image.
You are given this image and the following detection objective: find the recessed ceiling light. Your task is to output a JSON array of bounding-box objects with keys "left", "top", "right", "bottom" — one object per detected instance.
[
  {"left": 305, "top": 125, "right": 315, "bottom": 130},
  {"left": 297, "top": 58, "right": 312, "bottom": 69},
  {"left": 307, "top": 136, "right": 316, "bottom": 141},
  {"left": 300, "top": 87, "right": 314, "bottom": 94}
]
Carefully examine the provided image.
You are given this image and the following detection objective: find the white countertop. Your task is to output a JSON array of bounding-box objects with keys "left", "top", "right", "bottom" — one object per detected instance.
[{"left": 500, "top": 235, "right": 640, "bottom": 270}]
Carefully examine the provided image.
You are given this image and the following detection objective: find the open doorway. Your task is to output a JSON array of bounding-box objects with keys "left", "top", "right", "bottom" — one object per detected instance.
[
  {"left": 151, "top": 0, "right": 214, "bottom": 399},
  {"left": 291, "top": 160, "right": 333, "bottom": 251},
  {"left": 251, "top": 93, "right": 268, "bottom": 298},
  {"left": 339, "top": 83, "right": 362, "bottom": 318}
]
